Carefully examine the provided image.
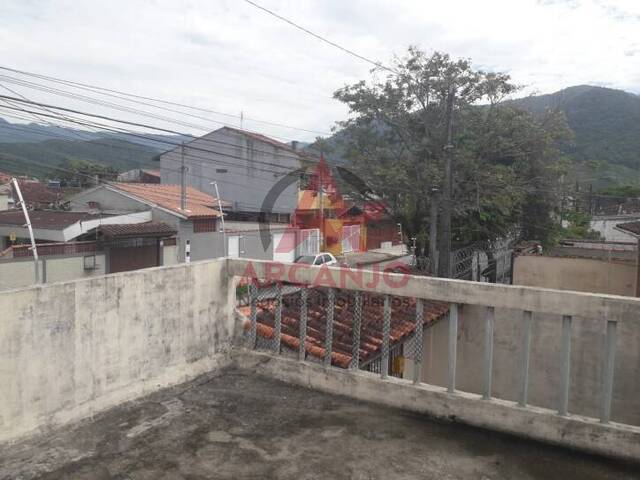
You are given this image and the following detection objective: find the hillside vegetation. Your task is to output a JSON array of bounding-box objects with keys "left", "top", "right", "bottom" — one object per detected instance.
[{"left": 0, "top": 137, "right": 160, "bottom": 179}]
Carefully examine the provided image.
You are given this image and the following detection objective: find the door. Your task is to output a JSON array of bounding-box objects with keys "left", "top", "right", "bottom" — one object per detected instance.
[
  {"left": 342, "top": 224, "right": 361, "bottom": 253},
  {"left": 272, "top": 232, "right": 296, "bottom": 263},
  {"left": 109, "top": 242, "right": 159, "bottom": 273},
  {"left": 228, "top": 236, "right": 240, "bottom": 258}
]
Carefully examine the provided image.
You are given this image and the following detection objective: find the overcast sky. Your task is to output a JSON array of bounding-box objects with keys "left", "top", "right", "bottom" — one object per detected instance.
[{"left": 0, "top": 0, "right": 638, "bottom": 142}]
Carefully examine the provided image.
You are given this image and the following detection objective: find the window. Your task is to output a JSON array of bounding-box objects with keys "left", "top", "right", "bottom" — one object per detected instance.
[
  {"left": 83, "top": 255, "right": 96, "bottom": 270},
  {"left": 193, "top": 218, "right": 217, "bottom": 233},
  {"left": 215, "top": 168, "right": 228, "bottom": 174},
  {"left": 314, "top": 256, "right": 323, "bottom": 266}
]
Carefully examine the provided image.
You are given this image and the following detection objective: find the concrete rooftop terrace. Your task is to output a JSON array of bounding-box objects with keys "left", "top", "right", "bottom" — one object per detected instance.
[{"left": 1, "top": 368, "right": 637, "bottom": 480}]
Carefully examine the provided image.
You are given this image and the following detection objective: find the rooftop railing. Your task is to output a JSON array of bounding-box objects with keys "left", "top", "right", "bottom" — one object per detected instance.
[{"left": 228, "top": 258, "right": 640, "bottom": 427}]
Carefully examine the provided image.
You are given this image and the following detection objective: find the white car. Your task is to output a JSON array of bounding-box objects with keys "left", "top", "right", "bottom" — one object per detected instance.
[{"left": 294, "top": 252, "right": 338, "bottom": 266}]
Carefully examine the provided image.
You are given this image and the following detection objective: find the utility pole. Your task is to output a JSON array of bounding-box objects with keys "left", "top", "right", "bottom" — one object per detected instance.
[
  {"left": 438, "top": 86, "right": 455, "bottom": 278},
  {"left": 429, "top": 193, "right": 438, "bottom": 276},
  {"left": 319, "top": 153, "right": 325, "bottom": 251},
  {"left": 211, "top": 181, "right": 227, "bottom": 257},
  {"left": 12, "top": 178, "right": 40, "bottom": 284},
  {"left": 180, "top": 142, "right": 187, "bottom": 211}
]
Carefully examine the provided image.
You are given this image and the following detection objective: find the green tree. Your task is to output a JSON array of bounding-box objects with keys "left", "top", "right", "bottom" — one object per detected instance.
[
  {"left": 332, "top": 47, "right": 570, "bottom": 257},
  {"left": 58, "top": 158, "right": 118, "bottom": 187}
]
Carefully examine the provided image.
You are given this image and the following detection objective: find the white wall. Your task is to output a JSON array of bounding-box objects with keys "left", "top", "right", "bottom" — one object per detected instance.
[
  {"left": 590, "top": 215, "right": 640, "bottom": 242},
  {"left": 0, "top": 259, "right": 235, "bottom": 442},
  {"left": 0, "top": 254, "right": 107, "bottom": 291}
]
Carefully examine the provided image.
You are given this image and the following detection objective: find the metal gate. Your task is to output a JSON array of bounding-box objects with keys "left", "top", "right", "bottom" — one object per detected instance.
[
  {"left": 299, "top": 228, "right": 320, "bottom": 256},
  {"left": 342, "top": 224, "right": 361, "bottom": 253}
]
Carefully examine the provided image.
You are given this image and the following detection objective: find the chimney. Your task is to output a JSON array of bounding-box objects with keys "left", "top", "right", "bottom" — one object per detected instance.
[{"left": 291, "top": 140, "right": 299, "bottom": 151}]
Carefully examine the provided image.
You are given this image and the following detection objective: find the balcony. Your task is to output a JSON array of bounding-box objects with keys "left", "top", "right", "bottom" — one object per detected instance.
[{"left": 1, "top": 258, "right": 639, "bottom": 478}]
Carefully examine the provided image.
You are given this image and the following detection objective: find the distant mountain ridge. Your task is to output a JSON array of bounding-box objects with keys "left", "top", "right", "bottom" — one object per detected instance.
[
  {"left": 507, "top": 85, "right": 640, "bottom": 170},
  {"left": 0, "top": 117, "right": 191, "bottom": 179}
]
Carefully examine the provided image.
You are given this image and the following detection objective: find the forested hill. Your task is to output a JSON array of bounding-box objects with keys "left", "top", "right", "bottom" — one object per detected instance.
[
  {"left": 508, "top": 85, "right": 640, "bottom": 169},
  {"left": 0, "top": 137, "right": 161, "bottom": 178}
]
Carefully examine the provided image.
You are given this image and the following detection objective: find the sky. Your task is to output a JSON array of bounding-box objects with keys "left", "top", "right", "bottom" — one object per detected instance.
[{"left": 0, "top": 0, "right": 638, "bottom": 142}]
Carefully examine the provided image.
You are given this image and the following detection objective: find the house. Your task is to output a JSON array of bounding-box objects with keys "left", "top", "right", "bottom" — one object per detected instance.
[
  {"left": 70, "top": 183, "right": 227, "bottom": 262},
  {"left": 11, "top": 180, "right": 65, "bottom": 210},
  {"left": 0, "top": 209, "right": 177, "bottom": 289},
  {"left": 293, "top": 159, "right": 399, "bottom": 256},
  {"left": 338, "top": 201, "right": 399, "bottom": 253},
  {"left": 117, "top": 168, "right": 161, "bottom": 183},
  {"left": 590, "top": 213, "right": 640, "bottom": 242},
  {"left": 0, "top": 209, "right": 151, "bottom": 249},
  {"left": 159, "top": 127, "right": 305, "bottom": 220}
]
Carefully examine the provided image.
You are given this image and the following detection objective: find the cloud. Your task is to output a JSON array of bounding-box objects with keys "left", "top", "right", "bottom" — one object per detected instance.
[{"left": 0, "top": 0, "right": 637, "bottom": 142}]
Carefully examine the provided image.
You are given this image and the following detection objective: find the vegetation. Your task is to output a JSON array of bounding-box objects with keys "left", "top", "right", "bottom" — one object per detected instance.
[
  {"left": 330, "top": 47, "right": 570, "bottom": 252},
  {"left": 509, "top": 85, "right": 640, "bottom": 172},
  {"left": 559, "top": 210, "right": 601, "bottom": 240},
  {"left": 597, "top": 184, "right": 640, "bottom": 198},
  {"left": 0, "top": 137, "right": 160, "bottom": 180}
]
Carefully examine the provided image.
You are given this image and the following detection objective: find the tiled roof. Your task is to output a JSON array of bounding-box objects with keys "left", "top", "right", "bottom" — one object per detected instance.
[
  {"left": 242, "top": 288, "right": 449, "bottom": 368},
  {"left": 15, "top": 181, "right": 62, "bottom": 205},
  {"left": 99, "top": 222, "right": 176, "bottom": 239},
  {"left": 110, "top": 183, "right": 228, "bottom": 219},
  {"left": 0, "top": 210, "right": 107, "bottom": 229},
  {"left": 616, "top": 220, "right": 640, "bottom": 236}
]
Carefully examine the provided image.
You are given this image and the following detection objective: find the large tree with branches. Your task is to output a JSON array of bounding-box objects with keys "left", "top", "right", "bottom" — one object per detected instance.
[{"left": 332, "top": 47, "right": 570, "bottom": 273}]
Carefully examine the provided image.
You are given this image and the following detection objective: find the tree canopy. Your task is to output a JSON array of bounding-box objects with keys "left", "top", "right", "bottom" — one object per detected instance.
[{"left": 332, "top": 47, "right": 571, "bottom": 252}]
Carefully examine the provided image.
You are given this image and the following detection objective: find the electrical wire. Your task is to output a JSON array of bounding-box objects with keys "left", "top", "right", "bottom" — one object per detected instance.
[
  {"left": 0, "top": 65, "right": 332, "bottom": 137},
  {"left": 243, "top": 0, "right": 396, "bottom": 74}
]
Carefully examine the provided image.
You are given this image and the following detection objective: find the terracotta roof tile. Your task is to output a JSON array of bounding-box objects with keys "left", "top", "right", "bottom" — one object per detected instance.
[
  {"left": 242, "top": 288, "right": 449, "bottom": 368},
  {"left": 99, "top": 222, "right": 176, "bottom": 239},
  {"left": 110, "top": 183, "right": 228, "bottom": 219}
]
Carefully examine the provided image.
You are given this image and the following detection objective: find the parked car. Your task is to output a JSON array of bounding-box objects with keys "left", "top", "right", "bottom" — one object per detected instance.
[{"left": 294, "top": 253, "right": 338, "bottom": 266}]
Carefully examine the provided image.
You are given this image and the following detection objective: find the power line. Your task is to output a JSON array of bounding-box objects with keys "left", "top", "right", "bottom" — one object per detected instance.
[
  {"left": 0, "top": 65, "right": 332, "bottom": 137},
  {"left": 243, "top": 0, "right": 396, "bottom": 74},
  {"left": 0, "top": 92, "right": 319, "bottom": 171},
  {"left": 0, "top": 102, "right": 303, "bottom": 177}
]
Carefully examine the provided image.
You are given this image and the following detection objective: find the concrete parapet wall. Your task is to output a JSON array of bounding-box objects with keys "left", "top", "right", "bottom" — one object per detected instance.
[
  {"left": 0, "top": 259, "right": 234, "bottom": 443},
  {"left": 236, "top": 351, "right": 640, "bottom": 464}
]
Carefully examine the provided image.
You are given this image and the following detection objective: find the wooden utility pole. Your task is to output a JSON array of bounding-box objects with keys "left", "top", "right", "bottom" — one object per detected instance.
[{"left": 438, "top": 86, "right": 455, "bottom": 278}]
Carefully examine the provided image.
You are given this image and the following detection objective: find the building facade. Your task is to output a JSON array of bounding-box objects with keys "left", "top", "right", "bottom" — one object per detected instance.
[{"left": 160, "top": 127, "right": 304, "bottom": 217}]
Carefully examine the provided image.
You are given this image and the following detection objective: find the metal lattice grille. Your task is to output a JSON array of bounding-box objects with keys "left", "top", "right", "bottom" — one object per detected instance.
[
  {"left": 324, "top": 288, "right": 335, "bottom": 368},
  {"left": 299, "top": 288, "right": 308, "bottom": 361},
  {"left": 381, "top": 295, "right": 391, "bottom": 378},
  {"left": 350, "top": 291, "right": 362, "bottom": 369}
]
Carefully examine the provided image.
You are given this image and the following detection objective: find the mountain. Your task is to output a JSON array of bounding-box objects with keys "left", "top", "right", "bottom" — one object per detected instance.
[
  {"left": 508, "top": 85, "right": 640, "bottom": 170},
  {"left": 0, "top": 137, "right": 161, "bottom": 179},
  {"left": 0, "top": 117, "right": 195, "bottom": 179},
  {"left": 0, "top": 116, "right": 189, "bottom": 147}
]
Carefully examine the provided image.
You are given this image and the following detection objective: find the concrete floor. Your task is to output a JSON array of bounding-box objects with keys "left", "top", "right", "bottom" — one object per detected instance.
[{"left": 1, "top": 369, "right": 638, "bottom": 480}]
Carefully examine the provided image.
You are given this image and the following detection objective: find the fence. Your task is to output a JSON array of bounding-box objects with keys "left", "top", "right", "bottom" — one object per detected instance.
[{"left": 229, "top": 258, "right": 640, "bottom": 431}]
